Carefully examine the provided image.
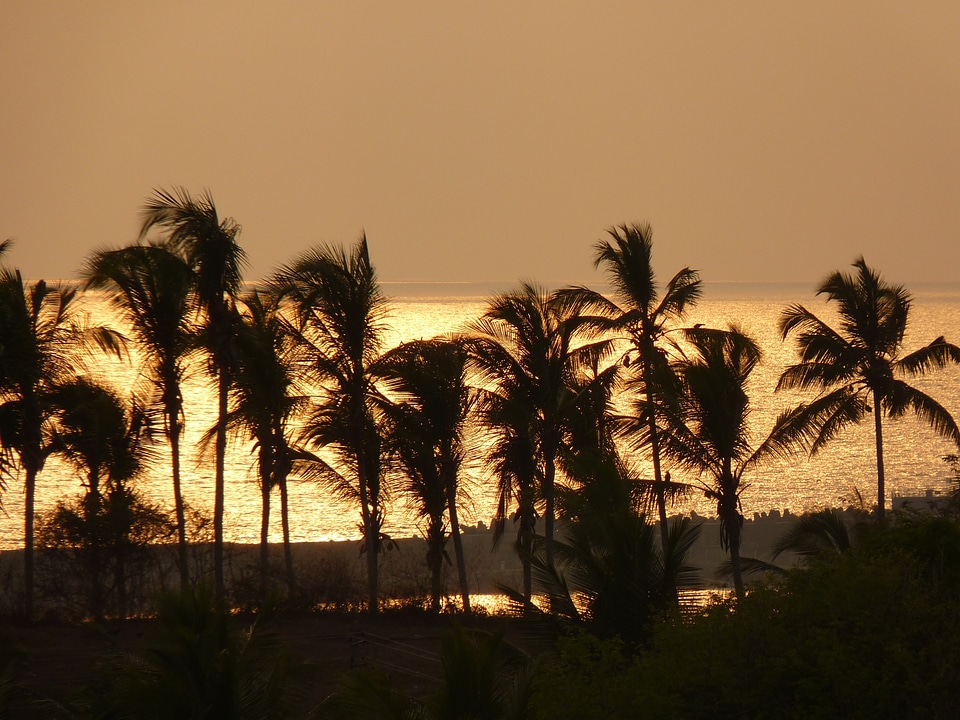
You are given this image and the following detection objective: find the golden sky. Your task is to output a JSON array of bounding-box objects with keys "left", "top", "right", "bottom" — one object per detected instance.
[{"left": 2, "top": 1, "right": 958, "bottom": 286}]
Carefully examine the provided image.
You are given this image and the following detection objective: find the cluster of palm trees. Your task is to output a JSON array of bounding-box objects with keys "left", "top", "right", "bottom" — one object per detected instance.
[{"left": 2, "top": 192, "right": 959, "bottom": 620}]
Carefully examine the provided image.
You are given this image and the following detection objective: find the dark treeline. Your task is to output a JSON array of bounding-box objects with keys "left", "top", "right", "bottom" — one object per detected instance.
[{"left": 2, "top": 190, "right": 960, "bottom": 716}]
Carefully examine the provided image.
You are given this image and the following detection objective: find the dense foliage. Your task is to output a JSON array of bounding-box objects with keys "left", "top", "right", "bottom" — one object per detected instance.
[{"left": 530, "top": 513, "right": 960, "bottom": 719}]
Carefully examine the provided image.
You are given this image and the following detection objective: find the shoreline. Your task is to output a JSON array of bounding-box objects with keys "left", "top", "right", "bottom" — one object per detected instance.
[{"left": 0, "top": 511, "right": 819, "bottom": 618}]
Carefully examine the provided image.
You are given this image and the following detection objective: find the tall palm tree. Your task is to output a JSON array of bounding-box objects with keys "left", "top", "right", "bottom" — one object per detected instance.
[
  {"left": 84, "top": 241, "right": 196, "bottom": 586},
  {"left": 468, "top": 282, "right": 616, "bottom": 567},
  {"left": 140, "top": 187, "right": 246, "bottom": 598},
  {"left": 0, "top": 268, "right": 122, "bottom": 617},
  {"left": 658, "top": 327, "right": 796, "bottom": 595},
  {"left": 559, "top": 223, "right": 702, "bottom": 550},
  {"left": 272, "top": 235, "right": 389, "bottom": 614},
  {"left": 377, "top": 338, "right": 475, "bottom": 613},
  {"left": 778, "top": 258, "right": 960, "bottom": 522},
  {"left": 222, "top": 290, "right": 309, "bottom": 600}
]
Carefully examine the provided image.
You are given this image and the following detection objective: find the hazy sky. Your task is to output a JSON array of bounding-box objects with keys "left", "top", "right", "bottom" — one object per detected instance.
[{"left": 2, "top": 2, "right": 958, "bottom": 286}]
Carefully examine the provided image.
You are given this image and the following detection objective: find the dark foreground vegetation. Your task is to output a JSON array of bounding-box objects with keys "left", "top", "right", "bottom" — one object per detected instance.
[{"left": 2, "top": 507, "right": 960, "bottom": 718}]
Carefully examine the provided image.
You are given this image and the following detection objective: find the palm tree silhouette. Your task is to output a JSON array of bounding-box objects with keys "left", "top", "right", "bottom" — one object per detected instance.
[
  {"left": 377, "top": 338, "right": 476, "bottom": 613},
  {"left": 481, "top": 385, "right": 540, "bottom": 608},
  {"left": 47, "top": 378, "right": 155, "bottom": 619},
  {"left": 778, "top": 258, "right": 960, "bottom": 522},
  {"left": 222, "top": 290, "right": 309, "bottom": 599},
  {"left": 658, "top": 327, "right": 796, "bottom": 595},
  {"left": 468, "top": 282, "right": 615, "bottom": 569},
  {"left": 0, "top": 266, "right": 122, "bottom": 617},
  {"left": 559, "top": 223, "right": 702, "bottom": 551},
  {"left": 537, "top": 452, "right": 702, "bottom": 642},
  {"left": 272, "top": 234, "right": 389, "bottom": 614},
  {"left": 84, "top": 241, "right": 196, "bottom": 586},
  {"left": 140, "top": 187, "right": 246, "bottom": 598}
]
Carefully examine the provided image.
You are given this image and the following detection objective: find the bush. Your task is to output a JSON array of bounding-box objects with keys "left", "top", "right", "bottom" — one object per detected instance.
[{"left": 529, "top": 515, "right": 960, "bottom": 719}]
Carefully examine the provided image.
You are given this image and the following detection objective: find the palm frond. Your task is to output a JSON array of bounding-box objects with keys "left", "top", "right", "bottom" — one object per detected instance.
[
  {"left": 897, "top": 336, "right": 960, "bottom": 376},
  {"left": 771, "top": 508, "right": 853, "bottom": 559}
]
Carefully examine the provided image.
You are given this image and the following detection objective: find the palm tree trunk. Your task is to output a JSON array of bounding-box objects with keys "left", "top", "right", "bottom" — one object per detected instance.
[
  {"left": 427, "top": 526, "right": 444, "bottom": 613},
  {"left": 214, "top": 367, "right": 229, "bottom": 603},
  {"left": 520, "top": 517, "right": 533, "bottom": 614},
  {"left": 650, "top": 442, "right": 670, "bottom": 552},
  {"left": 259, "top": 474, "right": 271, "bottom": 603},
  {"left": 719, "top": 469, "right": 745, "bottom": 597},
  {"left": 364, "top": 521, "right": 379, "bottom": 615},
  {"left": 729, "top": 534, "right": 745, "bottom": 597},
  {"left": 279, "top": 477, "right": 295, "bottom": 597},
  {"left": 24, "top": 466, "right": 37, "bottom": 619},
  {"left": 544, "top": 453, "right": 556, "bottom": 568},
  {"left": 356, "top": 455, "right": 379, "bottom": 615},
  {"left": 445, "top": 483, "right": 471, "bottom": 614},
  {"left": 115, "top": 515, "right": 128, "bottom": 621},
  {"left": 86, "top": 478, "right": 105, "bottom": 623},
  {"left": 873, "top": 393, "right": 886, "bottom": 523},
  {"left": 643, "top": 356, "right": 671, "bottom": 552},
  {"left": 169, "top": 414, "right": 189, "bottom": 588}
]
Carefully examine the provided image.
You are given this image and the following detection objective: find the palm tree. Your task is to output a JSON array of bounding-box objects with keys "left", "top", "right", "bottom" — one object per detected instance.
[
  {"left": 222, "top": 290, "right": 309, "bottom": 600},
  {"left": 377, "top": 338, "right": 476, "bottom": 613},
  {"left": 536, "top": 454, "right": 702, "bottom": 642},
  {"left": 84, "top": 241, "right": 196, "bottom": 586},
  {"left": 140, "top": 187, "right": 246, "bottom": 598},
  {"left": 559, "top": 223, "right": 702, "bottom": 551},
  {"left": 467, "top": 282, "right": 616, "bottom": 568},
  {"left": 658, "top": 327, "right": 796, "bottom": 595},
  {"left": 778, "top": 258, "right": 960, "bottom": 522},
  {"left": 480, "top": 387, "right": 540, "bottom": 608},
  {"left": 272, "top": 235, "right": 389, "bottom": 614},
  {"left": 0, "top": 267, "right": 122, "bottom": 617},
  {"left": 46, "top": 377, "right": 154, "bottom": 619},
  {"left": 771, "top": 508, "right": 858, "bottom": 562}
]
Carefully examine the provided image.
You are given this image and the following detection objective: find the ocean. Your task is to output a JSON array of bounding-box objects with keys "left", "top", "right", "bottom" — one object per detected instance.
[{"left": 2, "top": 281, "right": 959, "bottom": 549}]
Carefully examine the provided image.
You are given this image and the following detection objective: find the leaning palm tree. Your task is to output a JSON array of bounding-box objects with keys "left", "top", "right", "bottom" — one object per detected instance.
[
  {"left": 778, "top": 257, "right": 960, "bottom": 522},
  {"left": 658, "top": 327, "right": 797, "bottom": 595},
  {"left": 272, "top": 235, "right": 389, "bottom": 614},
  {"left": 467, "top": 282, "right": 616, "bottom": 567},
  {"left": 221, "top": 290, "right": 309, "bottom": 600},
  {"left": 140, "top": 187, "right": 246, "bottom": 598},
  {"left": 0, "top": 267, "right": 122, "bottom": 617},
  {"left": 84, "top": 241, "right": 196, "bottom": 586},
  {"left": 559, "top": 223, "right": 702, "bottom": 551},
  {"left": 377, "top": 338, "right": 476, "bottom": 613}
]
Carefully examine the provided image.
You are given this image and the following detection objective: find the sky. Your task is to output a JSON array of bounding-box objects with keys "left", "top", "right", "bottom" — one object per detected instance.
[{"left": 2, "top": 1, "right": 958, "bottom": 287}]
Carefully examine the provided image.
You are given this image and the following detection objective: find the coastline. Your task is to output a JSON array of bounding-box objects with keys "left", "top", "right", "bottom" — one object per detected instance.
[{"left": 0, "top": 512, "right": 811, "bottom": 618}]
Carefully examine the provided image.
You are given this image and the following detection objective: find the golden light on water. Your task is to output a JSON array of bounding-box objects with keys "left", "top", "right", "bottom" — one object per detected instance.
[{"left": 2, "top": 286, "right": 959, "bottom": 549}]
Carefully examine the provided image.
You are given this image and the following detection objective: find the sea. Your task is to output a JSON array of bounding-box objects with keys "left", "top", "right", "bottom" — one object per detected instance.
[{"left": 2, "top": 281, "right": 959, "bottom": 550}]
